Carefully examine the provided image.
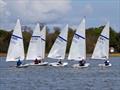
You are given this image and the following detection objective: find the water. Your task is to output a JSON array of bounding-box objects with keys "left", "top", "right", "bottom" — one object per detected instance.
[{"left": 0, "top": 57, "right": 120, "bottom": 90}]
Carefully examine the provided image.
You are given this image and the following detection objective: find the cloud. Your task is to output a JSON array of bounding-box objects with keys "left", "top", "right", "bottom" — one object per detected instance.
[
  {"left": 0, "top": 0, "right": 71, "bottom": 24},
  {"left": 82, "top": 4, "right": 93, "bottom": 16}
]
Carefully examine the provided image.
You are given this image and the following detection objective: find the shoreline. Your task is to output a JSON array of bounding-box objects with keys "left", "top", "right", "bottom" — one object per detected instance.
[{"left": 0, "top": 53, "right": 120, "bottom": 57}]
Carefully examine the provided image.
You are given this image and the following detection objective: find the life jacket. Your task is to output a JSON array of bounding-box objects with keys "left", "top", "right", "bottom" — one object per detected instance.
[
  {"left": 105, "top": 61, "right": 109, "bottom": 66},
  {"left": 34, "top": 59, "right": 39, "bottom": 64},
  {"left": 17, "top": 60, "right": 22, "bottom": 66},
  {"left": 79, "top": 60, "right": 85, "bottom": 66}
]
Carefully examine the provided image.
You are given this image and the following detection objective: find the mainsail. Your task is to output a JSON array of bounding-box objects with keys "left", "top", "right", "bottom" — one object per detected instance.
[
  {"left": 91, "top": 22, "right": 110, "bottom": 60},
  {"left": 48, "top": 24, "right": 68, "bottom": 60},
  {"left": 68, "top": 18, "right": 86, "bottom": 61},
  {"left": 40, "top": 26, "right": 46, "bottom": 59},
  {"left": 6, "top": 19, "right": 25, "bottom": 61},
  {"left": 26, "top": 24, "right": 42, "bottom": 60}
]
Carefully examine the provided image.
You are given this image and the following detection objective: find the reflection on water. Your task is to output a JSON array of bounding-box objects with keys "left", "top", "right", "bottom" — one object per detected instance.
[{"left": 0, "top": 57, "right": 120, "bottom": 90}]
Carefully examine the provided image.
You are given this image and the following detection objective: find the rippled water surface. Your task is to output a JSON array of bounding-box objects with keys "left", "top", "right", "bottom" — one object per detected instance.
[{"left": 0, "top": 57, "right": 120, "bottom": 90}]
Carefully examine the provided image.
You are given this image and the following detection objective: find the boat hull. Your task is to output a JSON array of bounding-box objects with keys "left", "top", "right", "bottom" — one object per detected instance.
[
  {"left": 16, "top": 64, "right": 29, "bottom": 68},
  {"left": 17, "top": 62, "right": 48, "bottom": 67},
  {"left": 98, "top": 63, "right": 112, "bottom": 67},
  {"left": 49, "top": 62, "right": 68, "bottom": 67},
  {"left": 28, "top": 62, "right": 48, "bottom": 66},
  {"left": 73, "top": 63, "right": 90, "bottom": 68}
]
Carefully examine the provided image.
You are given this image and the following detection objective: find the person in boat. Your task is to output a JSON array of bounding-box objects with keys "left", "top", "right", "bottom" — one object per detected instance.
[
  {"left": 17, "top": 59, "right": 22, "bottom": 67},
  {"left": 58, "top": 60, "right": 62, "bottom": 65},
  {"left": 104, "top": 60, "right": 110, "bottom": 66},
  {"left": 79, "top": 59, "right": 86, "bottom": 66},
  {"left": 34, "top": 58, "right": 39, "bottom": 64},
  {"left": 38, "top": 59, "right": 42, "bottom": 63}
]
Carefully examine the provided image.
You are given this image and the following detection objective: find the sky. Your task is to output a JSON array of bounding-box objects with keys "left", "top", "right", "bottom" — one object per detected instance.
[{"left": 0, "top": 0, "right": 120, "bottom": 32}]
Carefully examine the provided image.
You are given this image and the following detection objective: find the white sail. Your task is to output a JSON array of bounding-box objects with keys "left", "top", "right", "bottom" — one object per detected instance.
[
  {"left": 6, "top": 19, "right": 25, "bottom": 61},
  {"left": 68, "top": 18, "right": 86, "bottom": 61},
  {"left": 26, "top": 24, "right": 42, "bottom": 60},
  {"left": 91, "top": 22, "right": 110, "bottom": 60},
  {"left": 40, "top": 26, "right": 46, "bottom": 59},
  {"left": 48, "top": 24, "right": 68, "bottom": 60}
]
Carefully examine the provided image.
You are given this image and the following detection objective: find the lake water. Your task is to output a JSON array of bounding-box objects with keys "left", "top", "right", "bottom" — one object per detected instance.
[{"left": 0, "top": 57, "right": 120, "bottom": 90}]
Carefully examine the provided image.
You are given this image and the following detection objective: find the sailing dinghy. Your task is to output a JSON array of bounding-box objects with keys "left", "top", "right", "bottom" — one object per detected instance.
[
  {"left": 25, "top": 24, "right": 48, "bottom": 66},
  {"left": 68, "top": 18, "right": 90, "bottom": 68},
  {"left": 91, "top": 22, "right": 111, "bottom": 67},
  {"left": 6, "top": 19, "right": 27, "bottom": 68},
  {"left": 48, "top": 25, "right": 69, "bottom": 67}
]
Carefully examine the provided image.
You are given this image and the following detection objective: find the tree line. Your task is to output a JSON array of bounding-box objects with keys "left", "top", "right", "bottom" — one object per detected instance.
[{"left": 0, "top": 26, "right": 120, "bottom": 54}]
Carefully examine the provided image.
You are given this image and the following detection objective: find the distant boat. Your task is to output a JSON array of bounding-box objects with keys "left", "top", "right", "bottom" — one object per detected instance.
[
  {"left": 6, "top": 19, "right": 26, "bottom": 67},
  {"left": 48, "top": 24, "right": 68, "bottom": 67},
  {"left": 68, "top": 18, "right": 90, "bottom": 68},
  {"left": 91, "top": 22, "right": 111, "bottom": 67},
  {"left": 25, "top": 24, "right": 48, "bottom": 66}
]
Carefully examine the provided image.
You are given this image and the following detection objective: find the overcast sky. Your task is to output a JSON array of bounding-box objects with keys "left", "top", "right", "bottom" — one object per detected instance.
[{"left": 0, "top": 0, "right": 120, "bottom": 32}]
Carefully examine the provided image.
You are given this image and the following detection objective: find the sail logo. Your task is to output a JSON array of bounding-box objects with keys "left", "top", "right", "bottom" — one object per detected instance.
[
  {"left": 74, "top": 33, "right": 85, "bottom": 40},
  {"left": 12, "top": 35, "right": 22, "bottom": 40},
  {"left": 12, "top": 36, "right": 18, "bottom": 40},
  {"left": 99, "top": 36, "right": 106, "bottom": 44},
  {"left": 58, "top": 36, "right": 67, "bottom": 42},
  {"left": 11, "top": 35, "right": 22, "bottom": 44},
  {"left": 32, "top": 36, "right": 41, "bottom": 40},
  {"left": 75, "top": 34, "right": 79, "bottom": 39},
  {"left": 32, "top": 37, "right": 38, "bottom": 40}
]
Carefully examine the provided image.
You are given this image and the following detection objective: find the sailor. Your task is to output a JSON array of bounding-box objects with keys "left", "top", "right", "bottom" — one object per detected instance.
[
  {"left": 58, "top": 60, "right": 62, "bottom": 65},
  {"left": 104, "top": 60, "right": 110, "bottom": 66},
  {"left": 34, "top": 58, "right": 39, "bottom": 64},
  {"left": 38, "top": 59, "right": 42, "bottom": 63},
  {"left": 17, "top": 59, "right": 22, "bottom": 67},
  {"left": 79, "top": 59, "right": 86, "bottom": 66}
]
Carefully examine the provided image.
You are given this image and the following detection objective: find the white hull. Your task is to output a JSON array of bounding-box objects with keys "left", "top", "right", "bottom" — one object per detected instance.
[
  {"left": 98, "top": 63, "right": 112, "bottom": 67},
  {"left": 16, "top": 64, "right": 29, "bottom": 68},
  {"left": 18, "top": 62, "right": 48, "bottom": 67},
  {"left": 49, "top": 62, "right": 68, "bottom": 67},
  {"left": 28, "top": 62, "right": 48, "bottom": 66},
  {"left": 73, "top": 63, "right": 90, "bottom": 68}
]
